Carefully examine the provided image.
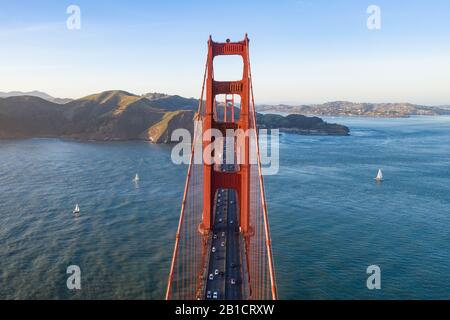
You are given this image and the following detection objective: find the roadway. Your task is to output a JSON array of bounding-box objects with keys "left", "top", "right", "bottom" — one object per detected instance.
[{"left": 204, "top": 150, "right": 243, "bottom": 300}]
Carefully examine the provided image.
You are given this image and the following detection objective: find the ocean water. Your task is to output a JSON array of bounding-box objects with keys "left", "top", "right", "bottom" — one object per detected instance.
[{"left": 1, "top": 116, "right": 450, "bottom": 299}]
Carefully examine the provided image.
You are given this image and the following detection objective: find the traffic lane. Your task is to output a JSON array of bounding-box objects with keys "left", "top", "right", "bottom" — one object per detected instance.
[
  {"left": 205, "top": 196, "right": 243, "bottom": 299},
  {"left": 225, "top": 190, "right": 242, "bottom": 300},
  {"left": 215, "top": 190, "right": 228, "bottom": 297},
  {"left": 230, "top": 191, "right": 242, "bottom": 300},
  {"left": 225, "top": 190, "right": 236, "bottom": 299},
  {"left": 205, "top": 206, "right": 225, "bottom": 298},
  {"left": 204, "top": 189, "right": 228, "bottom": 299}
]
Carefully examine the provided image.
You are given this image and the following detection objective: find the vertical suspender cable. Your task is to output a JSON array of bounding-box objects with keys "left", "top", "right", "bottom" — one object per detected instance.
[
  {"left": 247, "top": 48, "right": 278, "bottom": 300},
  {"left": 165, "top": 58, "right": 208, "bottom": 300}
]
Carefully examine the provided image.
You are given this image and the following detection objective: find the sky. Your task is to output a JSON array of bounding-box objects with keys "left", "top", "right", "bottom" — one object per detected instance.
[{"left": 0, "top": 0, "right": 450, "bottom": 105}]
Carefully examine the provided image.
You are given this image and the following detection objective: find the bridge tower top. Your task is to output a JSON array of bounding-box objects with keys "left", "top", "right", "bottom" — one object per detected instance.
[{"left": 201, "top": 35, "right": 251, "bottom": 236}]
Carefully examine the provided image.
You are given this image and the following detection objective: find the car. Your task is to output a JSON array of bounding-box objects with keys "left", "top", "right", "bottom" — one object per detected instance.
[
  {"left": 213, "top": 234, "right": 217, "bottom": 239},
  {"left": 207, "top": 291, "right": 212, "bottom": 298},
  {"left": 231, "top": 279, "right": 236, "bottom": 285},
  {"left": 209, "top": 274, "right": 213, "bottom": 280},
  {"left": 213, "top": 291, "right": 218, "bottom": 299},
  {"left": 230, "top": 220, "right": 234, "bottom": 224},
  {"left": 218, "top": 218, "right": 223, "bottom": 223},
  {"left": 230, "top": 201, "right": 234, "bottom": 204},
  {"left": 215, "top": 269, "right": 219, "bottom": 275},
  {"left": 221, "top": 232, "right": 225, "bottom": 237},
  {"left": 212, "top": 246, "right": 216, "bottom": 253},
  {"left": 221, "top": 241, "right": 225, "bottom": 247},
  {"left": 219, "top": 271, "right": 225, "bottom": 276}
]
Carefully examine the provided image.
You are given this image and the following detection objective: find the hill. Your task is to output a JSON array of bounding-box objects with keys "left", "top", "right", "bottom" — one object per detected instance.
[
  {"left": 0, "top": 90, "right": 349, "bottom": 141},
  {"left": 142, "top": 92, "right": 199, "bottom": 111},
  {"left": 0, "top": 91, "right": 73, "bottom": 104},
  {"left": 257, "top": 113, "right": 349, "bottom": 136},
  {"left": 0, "top": 91, "right": 194, "bottom": 141}
]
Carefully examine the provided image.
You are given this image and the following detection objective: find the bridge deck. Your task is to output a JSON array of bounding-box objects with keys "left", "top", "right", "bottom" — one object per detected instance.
[
  {"left": 204, "top": 187, "right": 243, "bottom": 300},
  {"left": 204, "top": 146, "right": 244, "bottom": 300}
]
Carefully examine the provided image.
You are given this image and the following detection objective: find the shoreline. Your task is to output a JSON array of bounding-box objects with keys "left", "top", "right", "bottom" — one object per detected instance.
[{"left": 258, "top": 112, "right": 450, "bottom": 119}]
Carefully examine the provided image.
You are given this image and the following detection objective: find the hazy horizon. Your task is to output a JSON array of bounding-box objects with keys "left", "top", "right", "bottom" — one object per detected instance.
[{"left": 1, "top": 89, "right": 450, "bottom": 107}]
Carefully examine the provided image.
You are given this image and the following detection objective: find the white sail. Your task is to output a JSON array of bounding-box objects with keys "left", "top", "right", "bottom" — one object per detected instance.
[
  {"left": 134, "top": 174, "right": 139, "bottom": 181},
  {"left": 375, "top": 169, "right": 383, "bottom": 181},
  {"left": 73, "top": 204, "right": 80, "bottom": 213}
]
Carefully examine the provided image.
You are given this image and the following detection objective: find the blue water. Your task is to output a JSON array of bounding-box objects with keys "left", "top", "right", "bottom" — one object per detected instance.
[{"left": 1, "top": 116, "right": 450, "bottom": 299}]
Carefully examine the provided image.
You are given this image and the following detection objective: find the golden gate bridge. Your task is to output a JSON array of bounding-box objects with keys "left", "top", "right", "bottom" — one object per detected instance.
[{"left": 166, "top": 35, "right": 277, "bottom": 300}]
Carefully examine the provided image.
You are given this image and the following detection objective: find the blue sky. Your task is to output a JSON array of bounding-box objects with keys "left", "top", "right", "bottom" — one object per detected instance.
[{"left": 1, "top": 0, "right": 449, "bottom": 104}]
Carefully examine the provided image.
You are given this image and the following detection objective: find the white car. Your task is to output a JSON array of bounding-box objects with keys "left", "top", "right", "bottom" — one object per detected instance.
[
  {"left": 230, "top": 220, "right": 234, "bottom": 224},
  {"left": 221, "top": 232, "right": 225, "bottom": 237},
  {"left": 207, "top": 291, "right": 212, "bottom": 298},
  {"left": 215, "top": 269, "right": 219, "bottom": 275},
  {"left": 209, "top": 274, "right": 214, "bottom": 280},
  {"left": 231, "top": 279, "right": 236, "bottom": 285},
  {"left": 213, "top": 234, "right": 217, "bottom": 239},
  {"left": 212, "top": 246, "right": 216, "bottom": 253},
  {"left": 213, "top": 291, "right": 218, "bottom": 299},
  {"left": 219, "top": 218, "right": 223, "bottom": 223},
  {"left": 221, "top": 241, "right": 225, "bottom": 247}
]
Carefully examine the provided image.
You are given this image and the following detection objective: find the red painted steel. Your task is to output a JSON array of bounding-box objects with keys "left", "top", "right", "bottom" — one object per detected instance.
[
  {"left": 224, "top": 94, "right": 235, "bottom": 123},
  {"left": 201, "top": 35, "right": 250, "bottom": 236},
  {"left": 166, "top": 35, "right": 277, "bottom": 300}
]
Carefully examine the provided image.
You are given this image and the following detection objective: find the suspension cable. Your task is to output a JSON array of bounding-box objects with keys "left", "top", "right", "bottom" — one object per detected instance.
[
  {"left": 165, "top": 57, "right": 208, "bottom": 300},
  {"left": 247, "top": 43, "right": 278, "bottom": 300}
]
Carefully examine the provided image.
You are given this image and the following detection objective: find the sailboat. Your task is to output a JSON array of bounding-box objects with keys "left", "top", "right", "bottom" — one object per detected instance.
[
  {"left": 73, "top": 204, "right": 80, "bottom": 214},
  {"left": 374, "top": 169, "right": 383, "bottom": 182},
  {"left": 133, "top": 173, "right": 140, "bottom": 182}
]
